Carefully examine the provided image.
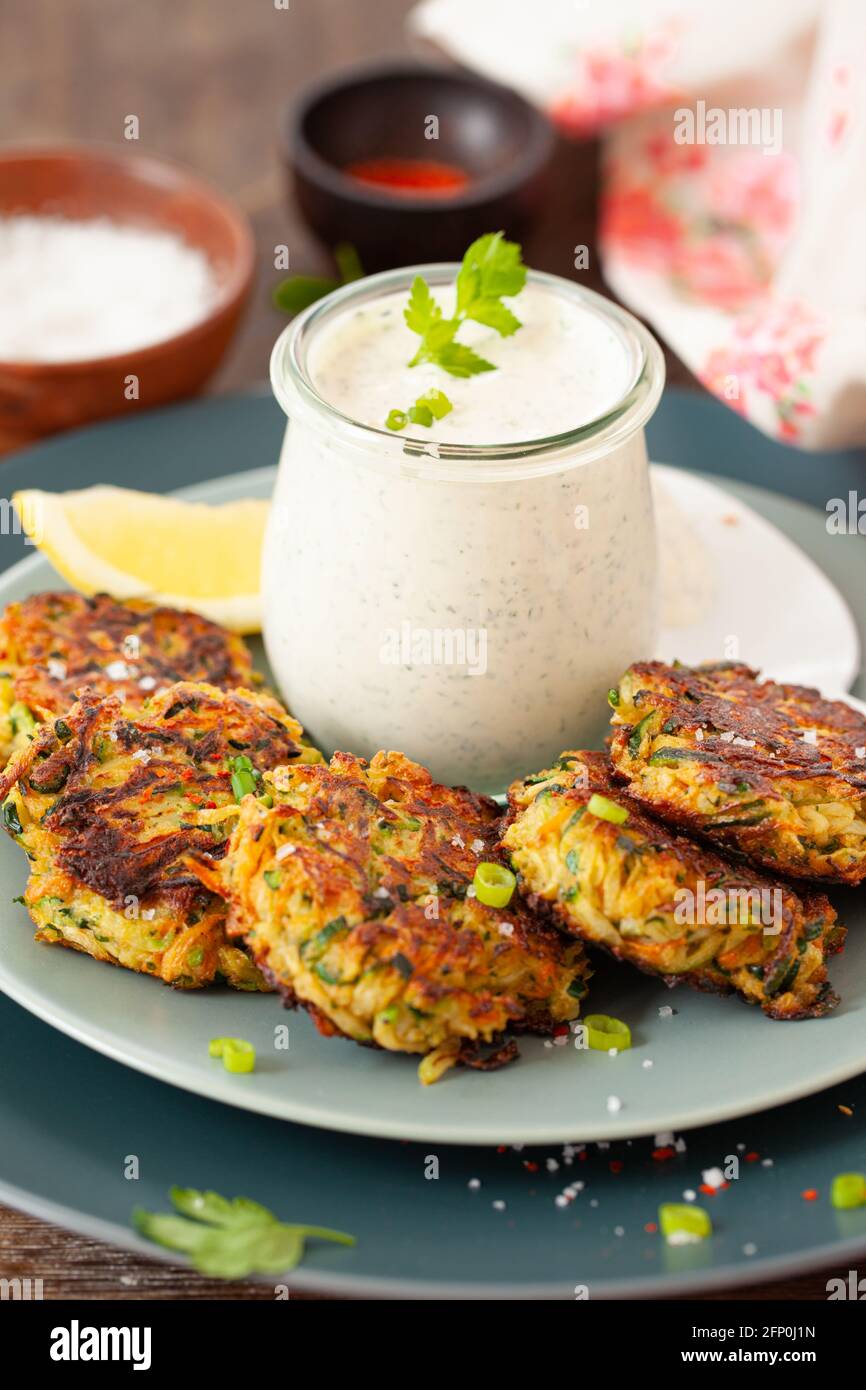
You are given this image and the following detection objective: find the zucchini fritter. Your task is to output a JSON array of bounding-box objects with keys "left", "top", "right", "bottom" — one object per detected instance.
[
  {"left": 0, "top": 681, "right": 320, "bottom": 988},
  {"left": 502, "top": 751, "right": 843, "bottom": 1020},
  {"left": 0, "top": 592, "right": 255, "bottom": 766},
  {"left": 192, "top": 750, "right": 590, "bottom": 1082},
  {"left": 608, "top": 660, "right": 866, "bottom": 884}
]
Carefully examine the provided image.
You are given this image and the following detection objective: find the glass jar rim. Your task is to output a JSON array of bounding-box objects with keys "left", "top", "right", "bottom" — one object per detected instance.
[{"left": 270, "top": 264, "right": 665, "bottom": 481}]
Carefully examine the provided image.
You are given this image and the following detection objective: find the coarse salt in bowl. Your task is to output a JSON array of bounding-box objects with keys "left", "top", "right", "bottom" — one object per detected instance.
[{"left": 0, "top": 144, "right": 255, "bottom": 451}]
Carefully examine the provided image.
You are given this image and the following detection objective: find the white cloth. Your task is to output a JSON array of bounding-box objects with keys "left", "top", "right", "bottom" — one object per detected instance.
[{"left": 410, "top": 0, "right": 866, "bottom": 449}]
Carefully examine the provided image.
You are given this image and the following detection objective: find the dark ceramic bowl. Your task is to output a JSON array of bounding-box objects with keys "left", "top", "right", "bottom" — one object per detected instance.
[
  {"left": 285, "top": 63, "right": 555, "bottom": 271},
  {"left": 0, "top": 144, "right": 255, "bottom": 453}
]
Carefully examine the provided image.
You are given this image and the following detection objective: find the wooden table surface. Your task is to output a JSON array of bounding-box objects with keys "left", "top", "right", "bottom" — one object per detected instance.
[{"left": 0, "top": 0, "right": 847, "bottom": 1301}]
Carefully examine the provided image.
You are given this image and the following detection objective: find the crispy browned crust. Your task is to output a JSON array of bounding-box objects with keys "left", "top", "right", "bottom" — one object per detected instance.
[
  {"left": 3, "top": 681, "right": 311, "bottom": 917},
  {"left": 0, "top": 591, "right": 254, "bottom": 724},
  {"left": 608, "top": 661, "right": 866, "bottom": 883},
  {"left": 503, "top": 750, "right": 842, "bottom": 1020}
]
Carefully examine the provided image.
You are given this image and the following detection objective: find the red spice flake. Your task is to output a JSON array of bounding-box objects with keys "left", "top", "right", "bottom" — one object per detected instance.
[
  {"left": 578, "top": 1151, "right": 588, "bottom": 1161},
  {"left": 496, "top": 1146, "right": 506, "bottom": 1154},
  {"left": 344, "top": 157, "right": 470, "bottom": 199},
  {"left": 652, "top": 1146, "right": 675, "bottom": 1162},
  {"left": 523, "top": 1161, "right": 539, "bottom": 1174},
  {"left": 699, "top": 1182, "right": 730, "bottom": 1196},
  {"left": 801, "top": 1188, "right": 819, "bottom": 1202},
  {"left": 745, "top": 1151, "right": 760, "bottom": 1163},
  {"left": 553, "top": 1024, "right": 570, "bottom": 1036},
  {"left": 644, "top": 1221, "right": 658, "bottom": 1233},
  {"left": 609, "top": 1160, "right": 624, "bottom": 1174}
]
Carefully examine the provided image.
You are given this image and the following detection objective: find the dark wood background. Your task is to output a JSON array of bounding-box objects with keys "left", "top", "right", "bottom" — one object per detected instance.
[{"left": 0, "top": 0, "right": 849, "bottom": 1300}]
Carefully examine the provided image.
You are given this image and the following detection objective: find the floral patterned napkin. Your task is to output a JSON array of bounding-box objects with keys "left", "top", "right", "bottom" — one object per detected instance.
[{"left": 410, "top": 0, "right": 866, "bottom": 449}]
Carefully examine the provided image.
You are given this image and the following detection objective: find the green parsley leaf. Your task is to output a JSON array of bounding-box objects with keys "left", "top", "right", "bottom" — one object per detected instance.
[
  {"left": 134, "top": 1186, "right": 355, "bottom": 1280},
  {"left": 387, "top": 231, "right": 525, "bottom": 424},
  {"left": 272, "top": 275, "right": 339, "bottom": 315}
]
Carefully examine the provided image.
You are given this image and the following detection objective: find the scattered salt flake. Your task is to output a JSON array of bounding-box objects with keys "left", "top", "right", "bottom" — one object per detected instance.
[
  {"left": 546, "top": 1159, "right": 559, "bottom": 1173},
  {"left": 596, "top": 1141, "right": 610, "bottom": 1151},
  {"left": 642, "top": 1058, "right": 654, "bottom": 1069},
  {"left": 108, "top": 730, "right": 118, "bottom": 742},
  {"left": 466, "top": 885, "right": 477, "bottom": 899},
  {"left": 589, "top": 1198, "right": 599, "bottom": 1208},
  {"left": 658, "top": 1005, "right": 674, "bottom": 1019},
  {"left": 856, "top": 746, "right": 866, "bottom": 759},
  {"left": 742, "top": 1243, "right": 757, "bottom": 1257},
  {"left": 608, "top": 1046, "right": 619, "bottom": 1057},
  {"left": 674, "top": 1138, "right": 687, "bottom": 1154},
  {"left": 606, "top": 1095, "right": 622, "bottom": 1114},
  {"left": 450, "top": 833, "right": 465, "bottom": 849},
  {"left": 119, "top": 1274, "right": 138, "bottom": 1287},
  {"left": 46, "top": 658, "right": 66, "bottom": 680},
  {"left": 801, "top": 728, "right": 818, "bottom": 745},
  {"left": 275, "top": 843, "right": 297, "bottom": 862},
  {"left": 682, "top": 1189, "right": 696, "bottom": 1202},
  {"left": 761, "top": 1158, "right": 773, "bottom": 1168},
  {"left": 142, "top": 908, "right": 155, "bottom": 921},
  {"left": 614, "top": 1225, "right": 625, "bottom": 1237},
  {"left": 122, "top": 634, "right": 142, "bottom": 659},
  {"left": 468, "top": 1178, "right": 480, "bottom": 1190},
  {"left": 104, "top": 660, "right": 136, "bottom": 680},
  {"left": 470, "top": 838, "right": 485, "bottom": 854},
  {"left": 702, "top": 1167, "right": 725, "bottom": 1189},
  {"left": 732, "top": 736, "right": 755, "bottom": 748},
  {"left": 543, "top": 1040, "right": 553, "bottom": 1049},
  {"left": 498, "top": 921, "right": 514, "bottom": 938},
  {"left": 719, "top": 731, "right": 735, "bottom": 743},
  {"left": 492, "top": 1200, "right": 506, "bottom": 1212},
  {"left": 736, "top": 1143, "right": 746, "bottom": 1151},
  {"left": 131, "top": 749, "right": 151, "bottom": 765},
  {"left": 138, "top": 675, "right": 157, "bottom": 691},
  {"left": 695, "top": 728, "right": 704, "bottom": 742},
  {"left": 553, "top": 1034, "right": 568, "bottom": 1047},
  {"left": 555, "top": 1194, "right": 569, "bottom": 1208},
  {"left": 655, "top": 1132, "right": 674, "bottom": 1148}
]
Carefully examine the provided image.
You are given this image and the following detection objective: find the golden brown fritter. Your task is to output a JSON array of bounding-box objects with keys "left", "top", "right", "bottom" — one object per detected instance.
[
  {"left": 502, "top": 750, "right": 843, "bottom": 1020},
  {"left": 0, "top": 592, "right": 255, "bottom": 765},
  {"left": 608, "top": 661, "right": 866, "bottom": 884},
  {"left": 0, "top": 680, "right": 320, "bottom": 988},
  {"left": 191, "top": 750, "right": 591, "bottom": 1082}
]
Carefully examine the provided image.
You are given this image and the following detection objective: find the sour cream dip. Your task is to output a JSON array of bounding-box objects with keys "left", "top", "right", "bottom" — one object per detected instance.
[{"left": 266, "top": 266, "right": 664, "bottom": 792}]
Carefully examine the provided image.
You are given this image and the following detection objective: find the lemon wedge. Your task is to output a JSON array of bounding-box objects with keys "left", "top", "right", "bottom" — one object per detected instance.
[{"left": 13, "top": 486, "right": 268, "bottom": 633}]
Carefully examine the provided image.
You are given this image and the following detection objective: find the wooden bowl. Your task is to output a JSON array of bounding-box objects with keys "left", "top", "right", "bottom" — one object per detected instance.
[
  {"left": 0, "top": 145, "right": 255, "bottom": 452},
  {"left": 285, "top": 63, "right": 555, "bottom": 271}
]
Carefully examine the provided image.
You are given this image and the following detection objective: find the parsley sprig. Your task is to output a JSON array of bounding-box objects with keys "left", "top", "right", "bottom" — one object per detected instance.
[
  {"left": 134, "top": 1187, "right": 356, "bottom": 1279},
  {"left": 386, "top": 231, "right": 527, "bottom": 431}
]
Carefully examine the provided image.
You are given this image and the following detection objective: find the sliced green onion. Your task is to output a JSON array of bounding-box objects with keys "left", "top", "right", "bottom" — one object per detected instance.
[
  {"left": 408, "top": 403, "right": 434, "bottom": 428},
  {"left": 54, "top": 718, "right": 73, "bottom": 743},
  {"left": 258, "top": 792, "right": 274, "bottom": 808},
  {"left": 583, "top": 1014, "right": 631, "bottom": 1051},
  {"left": 659, "top": 1203, "right": 712, "bottom": 1243},
  {"left": 2, "top": 798, "right": 22, "bottom": 837},
  {"left": 385, "top": 409, "right": 407, "bottom": 432},
  {"left": 209, "top": 1037, "right": 256, "bottom": 1074},
  {"left": 416, "top": 388, "right": 452, "bottom": 420},
  {"left": 607, "top": 688, "right": 620, "bottom": 707},
  {"left": 187, "top": 946, "right": 204, "bottom": 968},
  {"left": 628, "top": 712, "right": 655, "bottom": 758},
  {"left": 263, "top": 868, "right": 282, "bottom": 890},
  {"left": 831, "top": 1173, "right": 866, "bottom": 1209},
  {"left": 587, "top": 793, "right": 628, "bottom": 826},
  {"left": 473, "top": 861, "right": 516, "bottom": 909}
]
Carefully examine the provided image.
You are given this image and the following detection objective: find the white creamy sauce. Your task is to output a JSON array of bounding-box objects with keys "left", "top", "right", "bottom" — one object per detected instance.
[
  {"left": 265, "top": 276, "right": 658, "bottom": 792},
  {"left": 309, "top": 282, "right": 633, "bottom": 443}
]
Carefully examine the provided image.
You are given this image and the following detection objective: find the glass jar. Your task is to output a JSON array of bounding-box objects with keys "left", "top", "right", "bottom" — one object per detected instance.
[{"left": 266, "top": 267, "right": 664, "bottom": 793}]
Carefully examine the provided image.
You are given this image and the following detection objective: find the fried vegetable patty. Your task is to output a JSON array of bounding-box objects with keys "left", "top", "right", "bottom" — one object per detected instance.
[
  {"left": 193, "top": 750, "right": 590, "bottom": 1082},
  {"left": 0, "top": 592, "right": 255, "bottom": 766},
  {"left": 0, "top": 680, "right": 320, "bottom": 988},
  {"left": 608, "top": 660, "right": 866, "bottom": 884},
  {"left": 502, "top": 751, "right": 843, "bottom": 1020}
]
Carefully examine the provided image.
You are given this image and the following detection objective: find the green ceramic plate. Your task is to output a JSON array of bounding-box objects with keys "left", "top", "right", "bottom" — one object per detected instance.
[{"left": 0, "top": 452, "right": 863, "bottom": 1147}]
